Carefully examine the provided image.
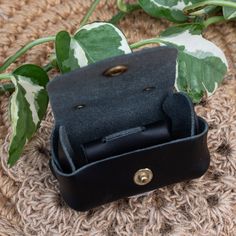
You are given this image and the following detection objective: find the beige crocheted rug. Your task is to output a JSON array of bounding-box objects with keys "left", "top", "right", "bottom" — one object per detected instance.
[{"left": 0, "top": 1, "right": 236, "bottom": 235}]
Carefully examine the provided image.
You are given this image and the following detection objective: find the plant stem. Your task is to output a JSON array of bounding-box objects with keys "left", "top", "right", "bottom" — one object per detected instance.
[
  {"left": 80, "top": 0, "right": 101, "bottom": 27},
  {"left": 203, "top": 16, "right": 226, "bottom": 28},
  {"left": 43, "top": 63, "right": 54, "bottom": 72},
  {"left": 110, "top": 1, "right": 141, "bottom": 25},
  {"left": 189, "top": 5, "right": 221, "bottom": 16},
  {"left": 130, "top": 38, "right": 163, "bottom": 49},
  {"left": 0, "top": 36, "right": 56, "bottom": 73},
  {"left": 43, "top": 53, "right": 58, "bottom": 72},
  {"left": 109, "top": 11, "right": 127, "bottom": 25},
  {"left": 184, "top": 0, "right": 236, "bottom": 15},
  {"left": 117, "top": 0, "right": 141, "bottom": 13},
  {"left": 117, "top": 0, "right": 128, "bottom": 12},
  {"left": 0, "top": 73, "right": 13, "bottom": 80},
  {"left": 0, "top": 83, "right": 14, "bottom": 95}
]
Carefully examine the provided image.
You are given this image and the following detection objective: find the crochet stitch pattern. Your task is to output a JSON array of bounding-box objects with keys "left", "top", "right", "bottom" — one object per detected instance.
[{"left": 0, "top": 0, "right": 236, "bottom": 235}]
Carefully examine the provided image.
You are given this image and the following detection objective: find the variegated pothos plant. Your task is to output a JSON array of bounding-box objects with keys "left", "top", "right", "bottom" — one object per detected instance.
[{"left": 0, "top": 0, "right": 235, "bottom": 166}]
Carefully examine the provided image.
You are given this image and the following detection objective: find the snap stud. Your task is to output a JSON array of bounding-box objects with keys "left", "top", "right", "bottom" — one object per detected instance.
[
  {"left": 134, "top": 168, "right": 153, "bottom": 186},
  {"left": 74, "top": 104, "right": 85, "bottom": 110},
  {"left": 143, "top": 86, "right": 156, "bottom": 92},
  {"left": 103, "top": 65, "right": 128, "bottom": 77}
]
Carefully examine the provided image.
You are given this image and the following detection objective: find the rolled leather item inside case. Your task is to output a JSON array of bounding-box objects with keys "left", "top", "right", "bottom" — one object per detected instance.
[{"left": 81, "top": 120, "right": 171, "bottom": 164}]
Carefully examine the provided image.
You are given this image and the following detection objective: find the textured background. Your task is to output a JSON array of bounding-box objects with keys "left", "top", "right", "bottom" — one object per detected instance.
[{"left": 0, "top": 0, "right": 236, "bottom": 235}]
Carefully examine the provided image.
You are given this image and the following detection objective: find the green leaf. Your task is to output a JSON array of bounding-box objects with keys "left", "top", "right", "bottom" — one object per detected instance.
[
  {"left": 55, "top": 31, "right": 82, "bottom": 74},
  {"left": 159, "top": 25, "right": 228, "bottom": 103},
  {"left": 138, "top": 0, "right": 201, "bottom": 23},
  {"left": 56, "top": 22, "right": 131, "bottom": 73},
  {"left": 8, "top": 64, "right": 49, "bottom": 166},
  {"left": 223, "top": 0, "right": 236, "bottom": 20}
]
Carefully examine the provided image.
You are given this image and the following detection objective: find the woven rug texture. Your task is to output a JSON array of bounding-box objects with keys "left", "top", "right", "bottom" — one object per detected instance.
[{"left": 0, "top": 0, "right": 236, "bottom": 235}]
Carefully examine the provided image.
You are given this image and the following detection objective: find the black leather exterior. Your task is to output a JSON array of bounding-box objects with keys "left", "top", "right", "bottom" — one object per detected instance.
[
  {"left": 47, "top": 47, "right": 210, "bottom": 211},
  {"left": 51, "top": 118, "right": 209, "bottom": 211}
]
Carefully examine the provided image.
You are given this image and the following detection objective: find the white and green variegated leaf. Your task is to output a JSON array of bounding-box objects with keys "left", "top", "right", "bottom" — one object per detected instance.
[
  {"left": 138, "top": 0, "right": 201, "bottom": 22},
  {"left": 223, "top": 0, "right": 236, "bottom": 20},
  {"left": 56, "top": 22, "right": 131, "bottom": 73},
  {"left": 8, "top": 64, "right": 49, "bottom": 166},
  {"left": 159, "top": 25, "right": 228, "bottom": 103}
]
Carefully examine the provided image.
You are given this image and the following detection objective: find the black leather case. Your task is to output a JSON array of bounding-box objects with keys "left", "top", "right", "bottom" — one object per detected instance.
[{"left": 47, "top": 47, "right": 210, "bottom": 211}]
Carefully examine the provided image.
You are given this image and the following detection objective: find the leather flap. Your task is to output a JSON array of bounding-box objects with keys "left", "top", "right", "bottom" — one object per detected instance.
[{"left": 47, "top": 47, "right": 178, "bottom": 153}]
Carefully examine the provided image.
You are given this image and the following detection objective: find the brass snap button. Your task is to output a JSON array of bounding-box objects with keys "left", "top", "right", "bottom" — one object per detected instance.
[
  {"left": 134, "top": 168, "right": 153, "bottom": 186},
  {"left": 103, "top": 65, "right": 128, "bottom": 77}
]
